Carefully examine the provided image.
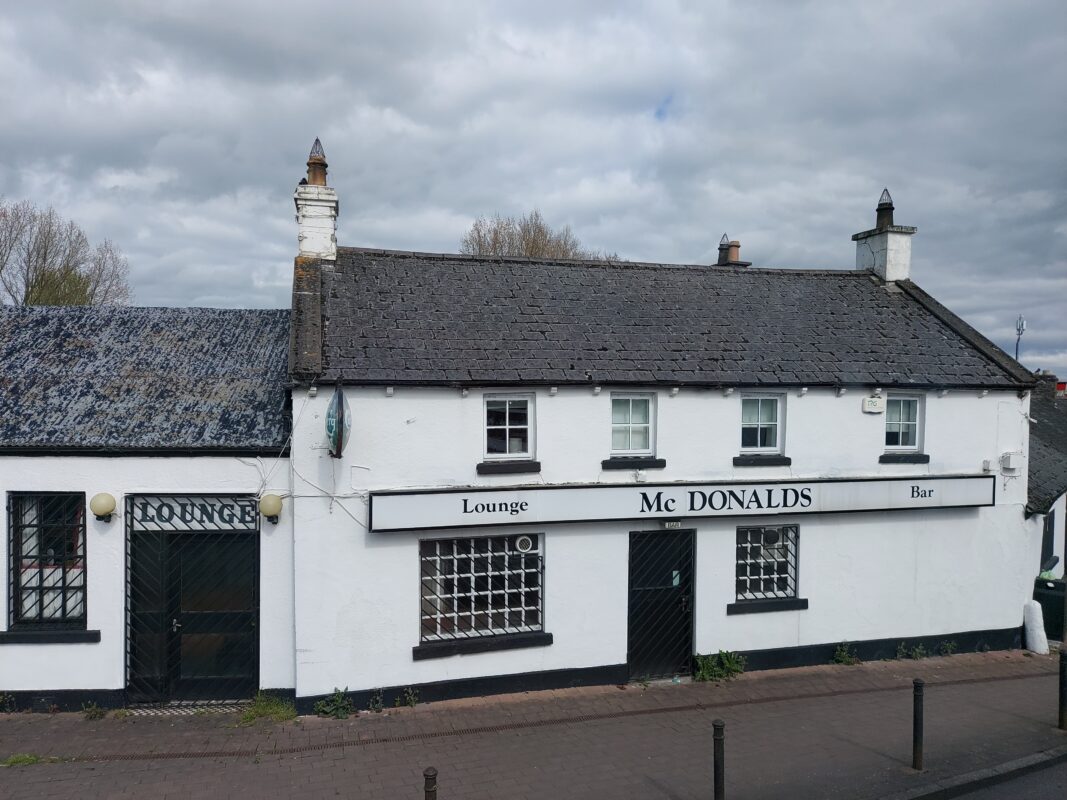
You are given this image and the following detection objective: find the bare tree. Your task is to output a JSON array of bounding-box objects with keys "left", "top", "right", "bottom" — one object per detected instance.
[
  {"left": 460, "top": 210, "right": 619, "bottom": 260},
  {"left": 0, "top": 199, "right": 130, "bottom": 306}
]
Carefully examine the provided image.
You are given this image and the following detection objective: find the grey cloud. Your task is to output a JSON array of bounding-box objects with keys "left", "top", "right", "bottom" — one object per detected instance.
[{"left": 1, "top": 1, "right": 1063, "bottom": 374}]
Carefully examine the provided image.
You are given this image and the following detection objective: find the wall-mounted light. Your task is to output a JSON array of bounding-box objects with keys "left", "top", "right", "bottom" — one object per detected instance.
[
  {"left": 836, "top": 387, "right": 848, "bottom": 397},
  {"left": 460, "top": 388, "right": 469, "bottom": 398},
  {"left": 798, "top": 387, "right": 809, "bottom": 397},
  {"left": 938, "top": 389, "right": 949, "bottom": 398},
  {"left": 722, "top": 387, "right": 734, "bottom": 397},
  {"left": 89, "top": 493, "right": 116, "bottom": 522},
  {"left": 979, "top": 389, "right": 989, "bottom": 398},
  {"left": 549, "top": 386, "right": 558, "bottom": 396},
  {"left": 670, "top": 387, "right": 680, "bottom": 397},
  {"left": 259, "top": 494, "right": 283, "bottom": 524},
  {"left": 592, "top": 386, "right": 602, "bottom": 396}
]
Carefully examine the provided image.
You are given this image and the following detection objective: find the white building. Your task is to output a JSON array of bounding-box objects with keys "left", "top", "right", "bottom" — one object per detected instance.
[
  {"left": 1028, "top": 375, "right": 1067, "bottom": 579},
  {"left": 0, "top": 143, "right": 1044, "bottom": 712}
]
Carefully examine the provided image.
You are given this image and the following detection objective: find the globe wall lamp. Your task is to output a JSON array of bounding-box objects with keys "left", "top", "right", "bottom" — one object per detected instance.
[
  {"left": 89, "top": 493, "right": 117, "bottom": 523},
  {"left": 260, "top": 494, "right": 283, "bottom": 524}
]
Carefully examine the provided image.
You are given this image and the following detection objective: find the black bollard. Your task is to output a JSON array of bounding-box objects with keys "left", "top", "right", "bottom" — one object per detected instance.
[
  {"left": 713, "top": 718, "right": 725, "bottom": 800},
  {"left": 424, "top": 766, "right": 438, "bottom": 800},
  {"left": 1059, "top": 650, "right": 1067, "bottom": 731},
  {"left": 912, "top": 679, "right": 924, "bottom": 771}
]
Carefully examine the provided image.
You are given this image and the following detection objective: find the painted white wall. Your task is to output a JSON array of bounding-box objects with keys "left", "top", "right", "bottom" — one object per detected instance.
[
  {"left": 0, "top": 456, "right": 294, "bottom": 692},
  {"left": 289, "top": 385, "right": 1036, "bottom": 697},
  {"left": 854, "top": 229, "right": 915, "bottom": 281},
  {"left": 294, "top": 184, "right": 338, "bottom": 259}
]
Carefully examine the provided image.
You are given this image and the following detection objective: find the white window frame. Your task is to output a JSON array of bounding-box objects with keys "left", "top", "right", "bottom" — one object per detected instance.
[
  {"left": 884, "top": 393, "right": 924, "bottom": 452},
  {"left": 739, "top": 394, "right": 785, "bottom": 454},
  {"left": 609, "top": 393, "right": 656, "bottom": 457},
  {"left": 483, "top": 393, "right": 535, "bottom": 461}
]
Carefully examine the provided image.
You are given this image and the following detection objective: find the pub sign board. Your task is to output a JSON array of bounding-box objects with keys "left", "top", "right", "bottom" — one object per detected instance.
[
  {"left": 130, "top": 496, "right": 258, "bottom": 532},
  {"left": 369, "top": 475, "right": 995, "bottom": 532}
]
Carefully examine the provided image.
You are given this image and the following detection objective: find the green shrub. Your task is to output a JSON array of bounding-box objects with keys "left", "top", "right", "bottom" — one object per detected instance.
[
  {"left": 81, "top": 702, "right": 106, "bottom": 721},
  {"left": 831, "top": 643, "right": 860, "bottom": 665},
  {"left": 313, "top": 687, "right": 353, "bottom": 719},
  {"left": 694, "top": 650, "right": 746, "bottom": 682},
  {"left": 938, "top": 640, "right": 958, "bottom": 656},
  {"left": 368, "top": 689, "right": 383, "bottom": 714}
]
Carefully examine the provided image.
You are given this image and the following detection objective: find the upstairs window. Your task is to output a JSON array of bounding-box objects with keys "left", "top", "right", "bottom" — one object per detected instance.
[
  {"left": 740, "top": 396, "right": 783, "bottom": 453},
  {"left": 611, "top": 394, "right": 654, "bottom": 456},
  {"left": 484, "top": 395, "right": 534, "bottom": 460},
  {"left": 885, "top": 395, "right": 921, "bottom": 450},
  {"left": 8, "top": 493, "right": 86, "bottom": 628}
]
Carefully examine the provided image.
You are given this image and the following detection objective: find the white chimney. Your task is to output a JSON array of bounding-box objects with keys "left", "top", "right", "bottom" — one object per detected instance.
[
  {"left": 851, "top": 189, "right": 916, "bottom": 282},
  {"left": 294, "top": 138, "right": 338, "bottom": 260}
]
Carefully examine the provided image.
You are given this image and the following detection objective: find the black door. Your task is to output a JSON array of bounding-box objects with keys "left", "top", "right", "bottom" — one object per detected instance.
[
  {"left": 627, "top": 529, "right": 695, "bottom": 681},
  {"left": 129, "top": 531, "right": 258, "bottom": 703}
]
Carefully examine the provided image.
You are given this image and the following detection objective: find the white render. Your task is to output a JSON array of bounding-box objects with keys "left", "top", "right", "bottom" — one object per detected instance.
[
  {"left": 294, "top": 184, "right": 338, "bottom": 259},
  {"left": 288, "top": 384, "right": 1039, "bottom": 699},
  {"left": 854, "top": 227, "right": 915, "bottom": 281},
  {"left": 0, "top": 456, "right": 294, "bottom": 693}
]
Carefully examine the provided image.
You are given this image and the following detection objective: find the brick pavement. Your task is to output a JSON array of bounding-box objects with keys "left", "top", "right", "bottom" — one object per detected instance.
[{"left": 0, "top": 650, "right": 1063, "bottom": 799}]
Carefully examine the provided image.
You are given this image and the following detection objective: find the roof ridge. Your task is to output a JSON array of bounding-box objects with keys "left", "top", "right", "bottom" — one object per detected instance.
[{"left": 336, "top": 246, "right": 867, "bottom": 276}]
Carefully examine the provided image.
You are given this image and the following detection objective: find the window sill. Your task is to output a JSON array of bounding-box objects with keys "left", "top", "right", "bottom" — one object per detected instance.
[
  {"left": 413, "top": 631, "right": 553, "bottom": 661},
  {"left": 476, "top": 460, "right": 542, "bottom": 475},
  {"left": 726, "top": 598, "right": 808, "bottom": 615},
  {"left": 733, "top": 454, "right": 792, "bottom": 467},
  {"left": 879, "top": 453, "right": 930, "bottom": 464},
  {"left": 601, "top": 457, "right": 667, "bottom": 470},
  {"left": 0, "top": 629, "right": 100, "bottom": 645}
]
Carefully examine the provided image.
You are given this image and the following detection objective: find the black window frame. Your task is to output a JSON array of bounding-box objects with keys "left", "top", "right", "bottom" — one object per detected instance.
[{"left": 7, "top": 492, "right": 88, "bottom": 631}]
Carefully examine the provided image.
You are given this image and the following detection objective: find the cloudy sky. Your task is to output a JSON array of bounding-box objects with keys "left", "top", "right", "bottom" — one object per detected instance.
[{"left": 1, "top": 1, "right": 1064, "bottom": 374}]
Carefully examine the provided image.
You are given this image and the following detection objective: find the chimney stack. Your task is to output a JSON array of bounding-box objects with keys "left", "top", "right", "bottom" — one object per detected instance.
[
  {"left": 715, "top": 233, "right": 751, "bottom": 267},
  {"left": 294, "top": 138, "right": 338, "bottom": 260},
  {"left": 851, "top": 188, "right": 916, "bottom": 282}
]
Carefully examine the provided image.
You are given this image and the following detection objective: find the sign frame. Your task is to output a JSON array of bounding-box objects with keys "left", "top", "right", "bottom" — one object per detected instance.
[{"left": 368, "top": 474, "right": 995, "bottom": 533}]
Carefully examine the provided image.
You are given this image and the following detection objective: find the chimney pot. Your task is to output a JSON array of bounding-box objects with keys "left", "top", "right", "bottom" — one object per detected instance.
[
  {"left": 717, "top": 233, "right": 730, "bottom": 265},
  {"left": 306, "top": 137, "right": 328, "bottom": 187},
  {"left": 876, "top": 187, "right": 894, "bottom": 229},
  {"left": 727, "top": 240, "right": 741, "bottom": 263}
]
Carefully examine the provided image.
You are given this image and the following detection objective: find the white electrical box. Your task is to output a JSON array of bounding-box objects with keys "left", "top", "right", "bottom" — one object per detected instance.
[
  {"left": 862, "top": 396, "right": 886, "bottom": 414},
  {"left": 1000, "top": 452, "right": 1021, "bottom": 471}
]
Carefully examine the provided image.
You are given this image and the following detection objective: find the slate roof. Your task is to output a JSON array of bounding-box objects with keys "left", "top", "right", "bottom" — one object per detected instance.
[
  {"left": 314, "top": 248, "right": 1034, "bottom": 389},
  {"left": 1028, "top": 375, "right": 1067, "bottom": 514},
  {"left": 0, "top": 307, "right": 290, "bottom": 452}
]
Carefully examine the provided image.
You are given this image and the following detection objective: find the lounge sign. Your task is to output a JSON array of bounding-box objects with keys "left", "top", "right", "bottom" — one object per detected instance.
[
  {"left": 369, "top": 475, "right": 994, "bottom": 532},
  {"left": 131, "top": 495, "right": 258, "bottom": 532}
]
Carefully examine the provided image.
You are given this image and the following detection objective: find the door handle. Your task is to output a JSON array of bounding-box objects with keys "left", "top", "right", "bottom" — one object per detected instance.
[
  {"left": 171, "top": 618, "right": 182, "bottom": 633},
  {"left": 680, "top": 596, "right": 690, "bottom": 612}
]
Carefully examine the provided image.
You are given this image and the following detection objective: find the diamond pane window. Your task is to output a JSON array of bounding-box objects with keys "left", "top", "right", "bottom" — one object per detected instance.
[{"left": 9, "top": 493, "right": 86, "bottom": 628}]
